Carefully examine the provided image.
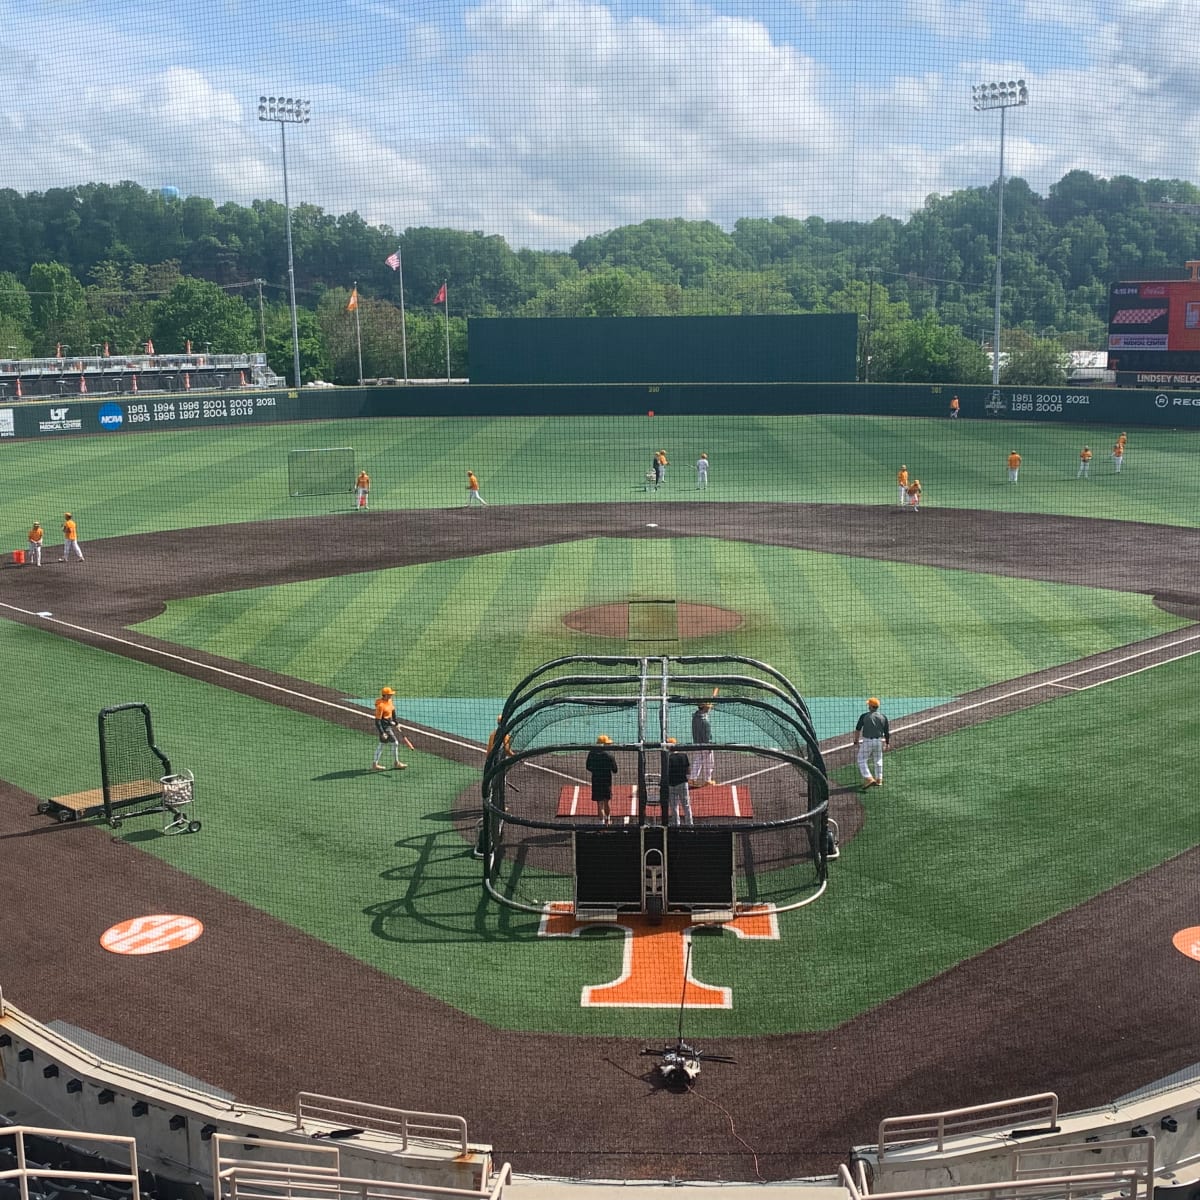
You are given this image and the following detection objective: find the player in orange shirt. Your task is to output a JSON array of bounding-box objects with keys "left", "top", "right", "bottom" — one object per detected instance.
[
  {"left": 355, "top": 469, "right": 370, "bottom": 510},
  {"left": 905, "top": 479, "right": 922, "bottom": 511},
  {"left": 61, "top": 513, "right": 84, "bottom": 562},
  {"left": 1077, "top": 446, "right": 1092, "bottom": 478},
  {"left": 26, "top": 522, "right": 43, "bottom": 566},
  {"left": 1111, "top": 440, "right": 1124, "bottom": 473},
  {"left": 949, "top": 394, "right": 960, "bottom": 418},
  {"left": 896, "top": 465, "right": 909, "bottom": 506},
  {"left": 1007, "top": 451, "right": 1021, "bottom": 483},
  {"left": 372, "top": 686, "right": 407, "bottom": 771},
  {"left": 466, "top": 470, "right": 487, "bottom": 506}
]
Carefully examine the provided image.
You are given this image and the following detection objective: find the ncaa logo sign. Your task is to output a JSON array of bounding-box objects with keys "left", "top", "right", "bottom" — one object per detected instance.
[{"left": 98, "top": 402, "right": 124, "bottom": 429}]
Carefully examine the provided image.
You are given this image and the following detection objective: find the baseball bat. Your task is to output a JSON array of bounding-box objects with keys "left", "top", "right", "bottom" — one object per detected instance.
[{"left": 403, "top": 736, "right": 415, "bottom": 750}]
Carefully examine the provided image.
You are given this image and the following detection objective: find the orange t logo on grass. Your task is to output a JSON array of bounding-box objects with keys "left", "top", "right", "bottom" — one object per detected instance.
[{"left": 539, "top": 902, "right": 778, "bottom": 1007}]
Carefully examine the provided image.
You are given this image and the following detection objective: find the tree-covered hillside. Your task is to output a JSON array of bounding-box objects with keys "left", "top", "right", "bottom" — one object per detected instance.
[{"left": 0, "top": 171, "right": 1197, "bottom": 385}]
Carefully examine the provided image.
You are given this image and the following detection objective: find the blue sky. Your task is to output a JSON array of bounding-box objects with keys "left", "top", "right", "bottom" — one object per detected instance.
[{"left": 0, "top": 0, "right": 1192, "bottom": 249}]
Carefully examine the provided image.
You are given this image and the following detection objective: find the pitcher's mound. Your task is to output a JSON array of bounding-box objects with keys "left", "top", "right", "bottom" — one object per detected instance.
[{"left": 563, "top": 601, "right": 743, "bottom": 639}]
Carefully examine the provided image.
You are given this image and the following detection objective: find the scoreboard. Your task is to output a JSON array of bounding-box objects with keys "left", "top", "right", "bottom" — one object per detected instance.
[{"left": 1108, "top": 279, "right": 1200, "bottom": 386}]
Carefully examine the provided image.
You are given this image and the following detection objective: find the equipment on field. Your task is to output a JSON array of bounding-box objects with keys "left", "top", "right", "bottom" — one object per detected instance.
[
  {"left": 641, "top": 940, "right": 736, "bottom": 1087},
  {"left": 480, "top": 654, "right": 831, "bottom": 918},
  {"left": 288, "top": 447, "right": 356, "bottom": 498},
  {"left": 38, "top": 703, "right": 200, "bottom": 834}
]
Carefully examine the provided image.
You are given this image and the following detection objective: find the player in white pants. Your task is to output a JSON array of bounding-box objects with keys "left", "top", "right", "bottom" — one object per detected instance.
[
  {"left": 695, "top": 453, "right": 709, "bottom": 489},
  {"left": 853, "top": 697, "right": 890, "bottom": 788}
]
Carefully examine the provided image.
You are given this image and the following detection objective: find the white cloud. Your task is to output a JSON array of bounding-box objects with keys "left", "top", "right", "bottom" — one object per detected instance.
[{"left": 0, "top": 0, "right": 1198, "bottom": 250}]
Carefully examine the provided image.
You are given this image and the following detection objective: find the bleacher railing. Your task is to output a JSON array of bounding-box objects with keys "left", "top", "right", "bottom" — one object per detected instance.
[
  {"left": 294, "top": 1093, "right": 470, "bottom": 1155},
  {"left": 878, "top": 1094, "right": 1061, "bottom": 1158},
  {"left": 0, "top": 1125, "right": 142, "bottom": 1200}
]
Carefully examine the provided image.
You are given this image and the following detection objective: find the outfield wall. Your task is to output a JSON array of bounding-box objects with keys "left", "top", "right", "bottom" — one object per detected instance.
[{"left": 3, "top": 380, "right": 1200, "bottom": 439}]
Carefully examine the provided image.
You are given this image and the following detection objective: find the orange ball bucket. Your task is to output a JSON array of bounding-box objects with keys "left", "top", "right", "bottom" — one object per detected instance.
[{"left": 12, "top": 549, "right": 25, "bottom": 565}]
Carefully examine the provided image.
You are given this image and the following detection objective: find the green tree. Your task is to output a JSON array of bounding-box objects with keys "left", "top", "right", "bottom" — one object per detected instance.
[
  {"left": 150, "top": 277, "right": 256, "bottom": 355},
  {"left": 28, "top": 261, "right": 86, "bottom": 351},
  {"left": 870, "top": 313, "right": 990, "bottom": 384},
  {"left": 1000, "top": 332, "right": 1069, "bottom": 386}
]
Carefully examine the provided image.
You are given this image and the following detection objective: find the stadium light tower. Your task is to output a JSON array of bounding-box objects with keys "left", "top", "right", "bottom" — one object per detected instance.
[
  {"left": 257, "top": 95, "right": 311, "bottom": 389},
  {"left": 972, "top": 79, "right": 1029, "bottom": 387}
]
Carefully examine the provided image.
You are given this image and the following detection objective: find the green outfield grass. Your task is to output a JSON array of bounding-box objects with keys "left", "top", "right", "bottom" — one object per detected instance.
[
  {"left": 4, "top": 614, "right": 1197, "bottom": 1037},
  {"left": 3, "top": 415, "right": 1199, "bottom": 543}
]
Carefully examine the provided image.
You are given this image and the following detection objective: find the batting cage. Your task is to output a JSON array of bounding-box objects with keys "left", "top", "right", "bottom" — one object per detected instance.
[
  {"left": 287, "top": 447, "right": 355, "bottom": 498},
  {"left": 480, "top": 655, "right": 831, "bottom": 917}
]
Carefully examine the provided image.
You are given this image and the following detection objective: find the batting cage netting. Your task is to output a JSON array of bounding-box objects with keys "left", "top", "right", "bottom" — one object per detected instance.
[
  {"left": 480, "top": 655, "right": 831, "bottom": 916},
  {"left": 287, "top": 447, "right": 355, "bottom": 498},
  {"left": 99, "top": 702, "right": 173, "bottom": 821}
]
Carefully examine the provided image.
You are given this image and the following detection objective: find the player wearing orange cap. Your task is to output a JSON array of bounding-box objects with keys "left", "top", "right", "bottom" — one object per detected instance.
[
  {"left": 853, "top": 697, "right": 890, "bottom": 788},
  {"left": 905, "top": 478, "right": 922, "bottom": 511},
  {"left": 1077, "top": 446, "right": 1092, "bottom": 478},
  {"left": 372, "top": 686, "right": 407, "bottom": 771},
  {"left": 585, "top": 734, "right": 618, "bottom": 825},
  {"left": 1007, "top": 450, "right": 1022, "bottom": 483},
  {"left": 1111, "top": 439, "right": 1124, "bottom": 473},
  {"left": 896, "top": 465, "right": 909, "bottom": 506},
  {"left": 61, "top": 513, "right": 84, "bottom": 562},
  {"left": 355, "top": 469, "right": 370, "bottom": 510}
]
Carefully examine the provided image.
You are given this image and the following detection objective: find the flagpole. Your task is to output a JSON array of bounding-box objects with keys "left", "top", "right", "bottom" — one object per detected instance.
[
  {"left": 353, "top": 280, "right": 363, "bottom": 385},
  {"left": 442, "top": 281, "right": 450, "bottom": 383},
  {"left": 398, "top": 249, "right": 409, "bottom": 384}
]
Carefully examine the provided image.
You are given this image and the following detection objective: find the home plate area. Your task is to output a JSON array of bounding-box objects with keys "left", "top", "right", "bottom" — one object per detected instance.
[{"left": 556, "top": 783, "right": 753, "bottom": 821}]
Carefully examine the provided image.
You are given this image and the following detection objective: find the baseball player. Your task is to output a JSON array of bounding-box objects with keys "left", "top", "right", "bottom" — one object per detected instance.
[
  {"left": 905, "top": 478, "right": 922, "bottom": 511},
  {"left": 1112, "top": 439, "right": 1124, "bottom": 472},
  {"left": 949, "top": 395, "right": 960, "bottom": 418},
  {"left": 663, "top": 738, "right": 693, "bottom": 826},
  {"left": 695, "top": 453, "right": 709, "bottom": 490},
  {"left": 689, "top": 700, "right": 715, "bottom": 786},
  {"left": 372, "top": 686, "right": 408, "bottom": 771},
  {"left": 585, "top": 735, "right": 618, "bottom": 826},
  {"left": 1077, "top": 446, "right": 1092, "bottom": 478},
  {"left": 1007, "top": 450, "right": 1022, "bottom": 483},
  {"left": 853, "top": 697, "right": 890, "bottom": 788},
  {"left": 896, "top": 465, "right": 909, "bottom": 506},
  {"left": 61, "top": 513, "right": 84, "bottom": 562},
  {"left": 26, "top": 522, "right": 43, "bottom": 566},
  {"left": 355, "top": 469, "right": 370, "bottom": 510},
  {"left": 466, "top": 470, "right": 487, "bottom": 506}
]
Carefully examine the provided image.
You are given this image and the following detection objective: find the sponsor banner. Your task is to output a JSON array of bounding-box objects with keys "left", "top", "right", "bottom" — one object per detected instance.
[
  {"left": 38, "top": 405, "right": 83, "bottom": 432},
  {"left": 1122, "top": 371, "right": 1200, "bottom": 387},
  {"left": 1108, "top": 333, "right": 1168, "bottom": 350},
  {"left": 0, "top": 408, "right": 13, "bottom": 437}
]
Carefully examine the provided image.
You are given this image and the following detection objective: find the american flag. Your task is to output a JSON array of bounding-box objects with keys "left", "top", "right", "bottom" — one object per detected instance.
[{"left": 385, "top": 251, "right": 400, "bottom": 270}]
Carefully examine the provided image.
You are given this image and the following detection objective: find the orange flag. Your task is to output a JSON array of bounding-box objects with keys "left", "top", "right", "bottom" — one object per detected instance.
[
  {"left": 346, "top": 287, "right": 359, "bottom": 312},
  {"left": 433, "top": 282, "right": 446, "bottom": 305}
]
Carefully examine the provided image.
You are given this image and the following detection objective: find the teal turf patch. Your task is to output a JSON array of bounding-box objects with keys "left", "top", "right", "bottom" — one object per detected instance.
[{"left": 350, "top": 695, "right": 953, "bottom": 744}]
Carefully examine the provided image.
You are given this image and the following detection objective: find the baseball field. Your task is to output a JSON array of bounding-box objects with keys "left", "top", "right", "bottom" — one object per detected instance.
[{"left": 3, "top": 411, "right": 1200, "bottom": 1181}]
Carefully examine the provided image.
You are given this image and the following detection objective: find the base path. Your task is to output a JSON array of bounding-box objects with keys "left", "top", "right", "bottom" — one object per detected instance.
[{"left": 2, "top": 501, "right": 1199, "bottom": 1182}]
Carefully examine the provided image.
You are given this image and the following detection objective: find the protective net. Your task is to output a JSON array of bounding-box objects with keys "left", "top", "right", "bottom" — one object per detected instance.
[
  {"left": 98, "top": 703, "right": 172, "bottom": 817},
  {"left": 287, "top": 447, "right": 355, "bottom": 498}
]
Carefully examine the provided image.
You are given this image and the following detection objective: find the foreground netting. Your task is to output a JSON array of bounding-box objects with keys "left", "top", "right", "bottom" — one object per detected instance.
[{"left": 480, "top": 655, "right": 831, "bottom": 916}]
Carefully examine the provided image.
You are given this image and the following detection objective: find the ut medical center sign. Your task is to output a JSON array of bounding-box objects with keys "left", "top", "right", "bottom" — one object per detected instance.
[{"left": 973, "top": 385, "right": 1200, "bottom": 427}]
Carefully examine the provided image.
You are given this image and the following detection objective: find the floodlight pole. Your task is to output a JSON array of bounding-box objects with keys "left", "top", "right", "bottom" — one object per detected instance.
[
  {"left": 973, "top": 79, "right": 1029, "bottom": 387},
  {"left": 258, "top": 95, "right": 311, "bottom": 390}
]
